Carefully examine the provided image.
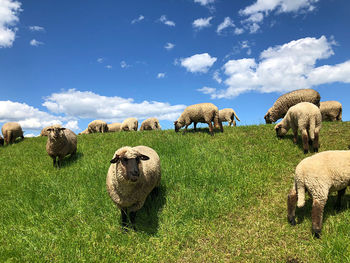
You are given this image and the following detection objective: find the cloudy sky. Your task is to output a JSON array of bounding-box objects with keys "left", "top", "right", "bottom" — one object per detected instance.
[{"left": 1, "top": 0, "right": 350, "bottom": 135}]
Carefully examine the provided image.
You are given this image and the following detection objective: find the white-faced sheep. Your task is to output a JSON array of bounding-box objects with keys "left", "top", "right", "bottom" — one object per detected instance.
[
  {"left": 174, "top": 103, "right": 223, "bottom": 136},
  {"left": 320, "top": 101, "right": 342, "bottom": 121},
  {"left": 219, "top": 108, "right": 240, "bottom": 127},
  {"left": 264, "top": 89, "right": 320, "bottom": 124},
  {"left": 88, "top": 120, "right": 108, "bottom": 133},
  {"left": 287, "top": 150, "right": 350, "bottom": 238},
  {"left": 121, "top": 118, "right": 138, "bottom": 131},
  {"left": 40, "top": 124, "right": 62, "bottom": 136},
  {"left": 1, "top": 122, "right": 24, "bottom": 145},
  {"left": 274, "top": 102, "right": 321, "bottom": 154},
  {"left": 106, "top": 145, "right": 161, "bottom": 229},
  {"left": 46, "top": 125, "right": 77, "bottom": 168},
  {"left": 108, "top": 123, "right": 122, "bottom": 132},
  {"left": 140, "top": 118, "right": 161, "bottom": 131}
]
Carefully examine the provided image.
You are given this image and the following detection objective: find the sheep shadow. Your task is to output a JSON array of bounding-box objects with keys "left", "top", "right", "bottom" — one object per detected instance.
[
  {"left": 181, "top": 127, "right": 222, "bottom": 136},
  {"left": 59, "top": 152, "right": 84, "bottom": 168},
  {"left": 133, "top": 184, "right": 167, "bottom": 235}
]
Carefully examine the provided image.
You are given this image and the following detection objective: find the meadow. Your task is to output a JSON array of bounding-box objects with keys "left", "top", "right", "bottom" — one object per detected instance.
[{"left": 1, "top": 122, "right": 350, "bottom": 262}]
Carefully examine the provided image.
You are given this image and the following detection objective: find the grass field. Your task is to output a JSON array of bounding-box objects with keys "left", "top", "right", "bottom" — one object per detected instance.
[{"left": 1, "top": 122, "right": 350, "bottom": 262}]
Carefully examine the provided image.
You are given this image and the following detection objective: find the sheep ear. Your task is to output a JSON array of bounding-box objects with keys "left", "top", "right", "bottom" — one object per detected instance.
[
  {"left": 140, "top": 154, "right": 150, "bottom": 161},
  {"left": 59, "top": 128, "right": 66, "bottom": 131},
  {"left": 110, "top": 155, "right": 120, "bottom": 163}
]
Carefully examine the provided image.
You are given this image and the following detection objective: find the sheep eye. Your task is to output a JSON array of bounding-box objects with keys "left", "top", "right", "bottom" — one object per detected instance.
[{"left": 122, "top": 158, "right": 128, "bottom": 163}]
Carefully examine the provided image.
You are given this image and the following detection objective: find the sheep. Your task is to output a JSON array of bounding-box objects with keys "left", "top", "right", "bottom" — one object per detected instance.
[
  {"left": 287, "top": 150, "right": 350, "bottom": 238},
  {"left": 106, "top": 145, "right": 161, "bottom": 229},
  {"left": 140, "top": 118, "right": 161, "bottom": 131},
  {"left": 264, "top": 89, "right": 320, "bottom": 124},
  {"left": 174, "top": 103, "right": 223, "bottom": 136},
  {"left": 0, "top": 135, "right": 4, "bottom": 146},
  {"left": 274, "top": 102, "right": 321, "bottom": 154},
  {"left": 78, "top": 128, "right": 89, "bottom": 135},
  {"left": 121, "top": 118, "right": 138, "bottom": 131},
  {"left": 320, "top": 101, "right": 342, "bottom": 121},
  {"left": 46, "top": 125, "right": 77, "bottom": 168},
  {"left": 1, "top": 122, "right": 24, "bottom": 145},
  {"left": 219, "top": 108, "right": 240, "bottom": 127},
  {"left": 108, "top": 123, "right": 122, "bottom": 132},
  {"left": 40, "top": 124, "right": 62, "bottom": 136},
  {"left": 88, "top": 120, "right": 108, "bottom": 133}
]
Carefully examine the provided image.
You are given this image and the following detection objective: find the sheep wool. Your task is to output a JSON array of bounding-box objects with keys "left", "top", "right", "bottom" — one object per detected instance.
[
  {"left": 1, "top": 122, "right": 24, "bottom": 145},
  {"left": 219, "top": 108, "right": 240, "bottom": 127},
  {"left": 264, "top": 89, "right": 320, "bottom": 123},
  {"left": 320, "top": 101, "right": 342, "bottom": 121},
  {"left": 88, "top": 120, "right": 108, "bottom": 133},
  {"left": 40, "top": 124, "right": 62, "bottom": 136},
  {"left": 140, "top": 118, "right": 161, "bottom": 131},
  {"left": 287, "top": 150, "right": 350, "bottom": 238},
  {"left": 107, "top": 123, "right": 122, "bottom": 132},
  {"left": 121, "top": 118, "right": 138, "bottom": 131}
]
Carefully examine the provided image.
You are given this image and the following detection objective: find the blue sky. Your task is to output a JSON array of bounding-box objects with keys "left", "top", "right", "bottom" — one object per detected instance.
[{"left": 1, "top": 0, "right": 350, "bottom": 136}]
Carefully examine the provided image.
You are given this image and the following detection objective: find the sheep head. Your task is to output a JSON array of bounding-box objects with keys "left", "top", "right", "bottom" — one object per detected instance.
[
  {"left": 264, "top": 109, "right": 274, "bottom": 124},
  {"left": 174, "top": 120, "right": 184, "bottom": 132},
  {"left": 274, "top": 123, "right": 287, "bottom": 138},
  {"left": 110, "top": 149, "right": 150, "bottom": 182},
  {"left": 47, "top": 126, "right": 66, "bottom": 140}
]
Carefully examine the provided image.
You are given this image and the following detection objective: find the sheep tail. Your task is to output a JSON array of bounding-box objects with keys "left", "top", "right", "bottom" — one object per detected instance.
[
  {"left": 308, "top": 117, "right": 316, "bottom": 141},
  {"left": 232, "top": 110, "right": 240, "bottom": 122}
]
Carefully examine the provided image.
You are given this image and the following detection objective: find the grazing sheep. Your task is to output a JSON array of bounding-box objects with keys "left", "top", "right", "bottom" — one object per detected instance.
[
  {"left": 274, "top": 102, "right": 321, "bottom": 154},
  {"left": 140, "top": 118, "right": 161, "bottom": 131},
  {"left": 88, "top": 120, "right": 108, "bottom": 133},
  {"left": 40, "top": 124, "right": 62, "bottom": 136},
  {"left": 121, "top": 118, "right": 138, "bottom": 131},
  {"left": 1, "top": 122, "right": 24, "bottom": 145},
  {"left": 264, "top": 89, "right": 320, "bottom": 124},
  {"left": 106, "top": 145, "right": 161, "bottom": 229},
  {"left": 78, "top": 128, "right": 89, "bottom": 135},
  {"left": 108, "top": 123, "right": 122, "bottom": 132},
  {"left": 46, "top": 125, "right": 77, "bottom": 168},
  {"left": 219, "top": 108, "right": 240, "bottom": 127},
  {"left": 174, "top": 103, "right": 223, "bottom": 136},
  {"left": 0, "top": 135, "right": 4, "bottom": 146},
  {"left": 287, "top": 150, "right": 350, "bottom": 238},
  {"left": 320, "top": 101, "right": 342, "bottom": 121}
]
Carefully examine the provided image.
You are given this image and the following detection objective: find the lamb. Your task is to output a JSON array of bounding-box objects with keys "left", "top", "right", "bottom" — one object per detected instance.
[
  {"left": 264, "top": 89, "right": 320, "bottom": 124},
  {"left": 121, "top": 118, "right": 138, "bottom": 131},
  {"left": 46, "top": 125, "right": 77, "bottom": 168},
  {"left": 106, "top": 145, "right": 161, "bottom": 229},
  {"left": 287, "top": 150, "right": 350, "bottom": 238},
  {"left": 174, "top": 103, "right": 223, "bottom": 136},
  {"left": 1, "top": 122, "right": 24, "bottom": 145},
  {"left": 140, "top": 118, "right": 161, "bottom": 131},
  {"left": 88, "top": 120, "right": 108, "bottom": 133},
  {"left": 219, "top": 108, "right": 240, "bottom": 127},
  {"left": 274, "top": 102, "right": 321, "bottom": 154},
  {"left": 108, "top": 123, "right": 122, "bottom": 132},
  {"left": 40, "top": 124, "right": 62, "bottom": 136},
  {"left": 320, "top": 101, "right": 342, "bottom": 121}
]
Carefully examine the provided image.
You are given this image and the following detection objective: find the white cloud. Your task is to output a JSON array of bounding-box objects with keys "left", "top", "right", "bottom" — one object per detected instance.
[
  {"left": 164, "top": 42, "right": 175, "bottom": 50},
  {"left": 159, "top": 15, "right": 175, "bottom": 27},
  {"left": 192, "top": 17, "right": 213, "bottom": 30},
  {"left": 29, "top": 25, "right": 45, "bottom": 32},
  {"left": 197, "top": 86, "right": 217, "bottom": 94},
  {"left": 194, "top": 0, "right": 215, "bottom": 6},
  {"left": 179, "top": 53, "right": 217, "bottom": 73},
  {"left": 157, "top": 73, "right": 165, "bottom": 79},
  {"left": 43, "top": 89, "right": 187, "bottom": 122},
  {"left": 105, "top": 65, "right": 112, "bottom": 69},
  {"left": 0, "top": 0, "right": 21, "bottom": 48},
  {"left": 131, "top": 15, "right": 144, "bottom": 24},
  {"left": 198, "top": 36, "right": 350, "bottom": 99},
  {"left": 120, "top": 61, "right": 130, "bottom": 68},
  {"left": 217, "top": 17, "right": 242, "bottom": 35},
  {"left": 24, "top": 133, "right": 37, "bottom": 138},
  {"left": 97, "top": 57, "right": 104, "bottom": 63},
  {"left": 240, "top": 0, "right": 319, "bottom": 33},
  {"left": 240, "top": 40, "right": 252, "bottom": 55},
  {"left": 30, "top": 39, "right": 44, "bottom": 46},
  {"left": 213, "top": 70, "right": 222, "bottom": 84}
]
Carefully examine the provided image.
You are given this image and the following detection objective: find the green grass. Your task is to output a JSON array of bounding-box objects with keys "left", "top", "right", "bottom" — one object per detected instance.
[{"left": 1, "top": 122, "right": 350, "bottom": 262}]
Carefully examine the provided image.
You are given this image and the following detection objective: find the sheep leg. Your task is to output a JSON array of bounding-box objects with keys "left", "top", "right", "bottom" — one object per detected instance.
[
  {"left": 287, "top": 188, "right": 297, "bottom": 226},
  {"left": 311, "top": 199, "right": 326, "bottom": 238},
  {"left": 51, "top": 156, "right": 57, "bottom": 167},
  {"left": 120, "top": 208, "right": 128, "bottom": 230},
  {"left": 208, "top": 122, "right": 214, "bottom": 136},
  {"left": 313, "top": 130, "right": 319, "bottom": 152},
  {"left": 193, "top": 122, "right": 197, "bottom": 131},
  {"left": 301, "top": 130, "right": 309, "bottom": 154},
  {"left": 335, "top": 188, "right": 346, "bottom": 211},
  {"left": 129, "top": 211, "right": 137, "bottom": 230},
  {"left": 292, "top": 130, "right": 298, "bottom": 144},
  {"left": 219, "top": 121, "right": 223, "bottom": 133}
]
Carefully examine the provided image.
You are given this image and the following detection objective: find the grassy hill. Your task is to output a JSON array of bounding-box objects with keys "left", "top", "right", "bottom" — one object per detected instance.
[{"left": 1, "top": 122, "right": 350, "bottom": 262}]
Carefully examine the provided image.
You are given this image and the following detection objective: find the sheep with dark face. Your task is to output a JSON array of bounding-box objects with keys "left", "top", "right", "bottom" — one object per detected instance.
[
  {"left": 264, "top": 89, "right": 320, "bottom": 124},
  {"left": 1, "top": 122, "right": 24, "bottom": 145},
  {"left": 40, "top": 124, "right": 62, "bottom": 136},
  {"left": 106, "top": 146, "right": 161, "bottom": 230},
  {"left": 46, "top": 125, "right": 77, "bottom": 168}
]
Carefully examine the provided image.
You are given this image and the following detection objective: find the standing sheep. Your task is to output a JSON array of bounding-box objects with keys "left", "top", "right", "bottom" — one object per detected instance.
[
  {"left": 106, "top": 145, "right": 161, "bottom": 229},
  {"left": 264, "top": 89, "right": 320, "bottom": 124},
  {"left": 219, "top": 108, "right": 240, "bottom": 127},
  {"left": 40, "top": 124, "right": 62, "bottom": 136},
  {"left": 108, "top": 123, "right": 122, "bottom": 132},
  {"left": 46, "top": 125, "right": 77, "bottom": 168},
  {"left": 320, "top": 101, "right": 342, "bottom": 121},
  {"left": 121, "top": 118, "right": 138, "bottom": 131},
  {"left": 88, "top": 120, "right": 108, "bottom": 133},
  {"left": 174, "top": 103, "right": 223, "bottom": 136},
  {"left": 287, "top": 150, "right": 350, "bottom": 238},
  {"left": 140, "top": 118, "right": 161, "bottom": 131},
  {"left": 1, "top": 122, "right": 24, "bottom": 145},
  {"left": 274, "top": 102, "right": 322, "bottom": 154}
]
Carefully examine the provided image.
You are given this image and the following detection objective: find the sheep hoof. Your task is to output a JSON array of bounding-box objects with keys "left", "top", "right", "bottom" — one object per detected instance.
[
  {"left": 288, "top": 217, "right": 296, "bottom": 226},
  {"left": 313, "top": 230, "right": 321, "bottom": 239},
  {"left": 304, "top": 150, "right": 308, "bottom": 154}
]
